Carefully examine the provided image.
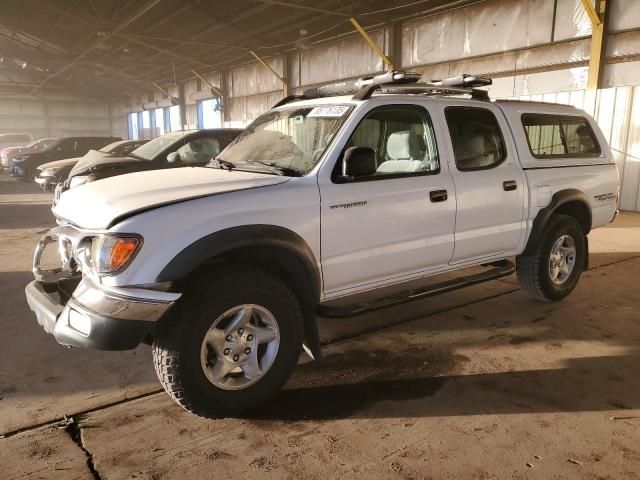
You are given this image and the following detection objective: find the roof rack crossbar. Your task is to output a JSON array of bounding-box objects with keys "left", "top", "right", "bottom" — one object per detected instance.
[
  {"left": 352, "top": 83, "right": 380, "bottom": 101},
  {"left": 272, "top": 95, "right": 305, "bottom": 108},
  {"left": 354, "top": 83, "right": 490, "bottom": 101},
  {"left": 431, "top": 74, "right": 492, "bottom": 89}
]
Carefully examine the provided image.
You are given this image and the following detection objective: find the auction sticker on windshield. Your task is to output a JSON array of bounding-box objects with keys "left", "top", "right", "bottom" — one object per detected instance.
[{"left": 307, "top": 106, "right": 350, "bottom": 118}]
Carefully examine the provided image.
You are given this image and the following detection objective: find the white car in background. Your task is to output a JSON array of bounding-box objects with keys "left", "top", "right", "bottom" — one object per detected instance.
[{"left": 0, "top": 132, "right": 32, "bottom": 150}]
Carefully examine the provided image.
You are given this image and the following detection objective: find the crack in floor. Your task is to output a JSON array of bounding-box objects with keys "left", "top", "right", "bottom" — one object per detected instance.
[
  {"left": 0, "top": 389, "right": 164, "bottom": 439},
  {"left": 64, "top": 416, "right": 102, "bottom": 480}
]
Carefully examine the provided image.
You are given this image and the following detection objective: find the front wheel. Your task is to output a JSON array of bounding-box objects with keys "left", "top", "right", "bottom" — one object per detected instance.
[
  {"left": 20, "top": 166, "right": 35, "bottom": 182},
  {"left": 153, "top": 266, "right": 303, "bottom": 418},
  {"left": 517, "top": 214, "right": 586, "bottom": 302}
]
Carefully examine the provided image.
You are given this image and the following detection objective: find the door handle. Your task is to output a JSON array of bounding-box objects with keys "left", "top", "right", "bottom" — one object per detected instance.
[
  {"left": 430, "top": 189, "right": 448, "bottom": 202},
  {"left": 503, "top": 180, "right": 517, "bottom": 191}
]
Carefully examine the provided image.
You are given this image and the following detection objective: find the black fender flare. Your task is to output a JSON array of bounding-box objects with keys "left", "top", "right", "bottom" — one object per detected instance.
[
  {"left": 523, "top": 189, "right": 592, "bottom": 266},
  {"left": 156, "top": 224, "right": 322, "bottom": 357}
]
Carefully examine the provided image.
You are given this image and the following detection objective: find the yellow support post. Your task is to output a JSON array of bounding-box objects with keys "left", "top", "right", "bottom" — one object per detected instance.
[
  {"left": 581, "top": 0, "right": 601, "bottom": 27},
  {"left": 583, "top": 0, "right": 607, "bottom": 91},
  {"left": 349, "top": 17, "right": 393, "bottom": 71},
  {"left": 249, "top": 50, "right": 288, "bottom": 96},
  {"left": 191, "top": 69, "right": 224, "bottom": 97},
  {"left": 152, "top": 81, "right": 174, "bottom": 99}
]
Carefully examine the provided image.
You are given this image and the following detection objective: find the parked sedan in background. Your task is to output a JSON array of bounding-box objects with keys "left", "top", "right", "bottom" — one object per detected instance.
[
  {"left": 35, "top": 139, "right": 149, "bottom": 190},
  {"left": 59, "top": 129, "right": 242, "bottom": 193},
  {"left": 10, "top": 136, "right": 121, "bottom": 181},
  {"left": 1, "top": 138, "right": 57, "bottom": 171}
]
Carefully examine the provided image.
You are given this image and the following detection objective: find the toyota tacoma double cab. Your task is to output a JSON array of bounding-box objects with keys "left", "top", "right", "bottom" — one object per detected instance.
[{"left": 25, "top": 72, "right": 619, "bottom": 418}]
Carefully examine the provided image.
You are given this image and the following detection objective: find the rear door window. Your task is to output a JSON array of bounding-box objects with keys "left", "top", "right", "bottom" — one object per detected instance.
[
  {"left": 445, "top": 107, "right": 506, "bottom": 171},
  {"left": 57, "top": 139, "right": 78, "bottom": 153},
  {"left": 522, "top": 114, "right": 600, "bottom": 158}
]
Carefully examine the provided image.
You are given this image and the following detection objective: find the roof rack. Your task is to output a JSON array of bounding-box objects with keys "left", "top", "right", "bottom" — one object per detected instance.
[
  {"left": 353, "top": 83, "right": 490, "bottom": 101},
  {"left": 272, "top": 71, "right": 492, "bottom": 108}
]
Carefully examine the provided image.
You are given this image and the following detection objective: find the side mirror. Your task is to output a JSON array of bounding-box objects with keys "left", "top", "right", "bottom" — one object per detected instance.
[
  {"left": 341, "top": 146, "right": 376, "bottom": 180},
  {"left": 166, "top": 152, "right": 180, "bottom": 163}
]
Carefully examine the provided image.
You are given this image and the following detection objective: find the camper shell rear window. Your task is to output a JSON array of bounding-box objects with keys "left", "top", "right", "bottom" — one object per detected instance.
[{"left": 521, "top": 113, "right": 601, "bottom": 159}]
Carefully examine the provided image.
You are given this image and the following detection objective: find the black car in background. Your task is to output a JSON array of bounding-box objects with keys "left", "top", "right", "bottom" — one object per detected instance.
[
  {"left": 9, "top": 136, "right": 121, "bottom": 181},
  {"left": 35, "top": 139, "right": 149, "bottom": 190},
  {"left": 59, "top": 129, "right": 242, "bottom": 192}
]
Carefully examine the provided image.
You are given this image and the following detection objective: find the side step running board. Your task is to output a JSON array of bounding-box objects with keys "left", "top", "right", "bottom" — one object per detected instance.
[{"left": 317, "top": 260, "right": 515, "bottom": 318}]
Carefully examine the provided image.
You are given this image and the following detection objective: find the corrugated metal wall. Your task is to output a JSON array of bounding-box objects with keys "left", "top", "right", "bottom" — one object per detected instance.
[
  {"left": 291, "top": 28, "right": 387, "bottom": 90},
  {"left": 107, "top": 0, "right": 640, "bottom": 210},
  {"left": 0, "top": 95, "right": 112, "bottom": 139}
]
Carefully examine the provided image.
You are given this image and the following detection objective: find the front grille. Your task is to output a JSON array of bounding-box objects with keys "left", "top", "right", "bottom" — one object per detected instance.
[{"left": 33, "top": 226, "right": 93, "bottom": 282}]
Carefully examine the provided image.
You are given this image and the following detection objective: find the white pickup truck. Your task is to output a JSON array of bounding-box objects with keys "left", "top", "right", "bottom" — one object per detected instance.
[{"left": 25, "top": 72, "right": 619, "bottom": 418}]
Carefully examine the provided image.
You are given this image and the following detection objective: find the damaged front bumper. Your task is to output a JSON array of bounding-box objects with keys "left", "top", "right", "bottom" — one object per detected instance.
[{"left": 25, "top": 225, "right": 180, "bottom": 350}]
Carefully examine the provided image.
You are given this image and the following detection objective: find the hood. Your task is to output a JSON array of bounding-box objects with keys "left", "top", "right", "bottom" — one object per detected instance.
[
  {"left": 53, "top": 166, "right": 290, "bottom": 229},
  {"left": 38, "top": 157, "right": 82, "bottom": 171},
  {"left": 69, "top": 150, "right": 134, "bottom": 176}
]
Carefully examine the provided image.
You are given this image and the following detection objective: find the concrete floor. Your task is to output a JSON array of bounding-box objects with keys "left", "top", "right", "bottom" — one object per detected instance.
[{"left": 1, "top": 174, "right": 639, "bottom": 480}]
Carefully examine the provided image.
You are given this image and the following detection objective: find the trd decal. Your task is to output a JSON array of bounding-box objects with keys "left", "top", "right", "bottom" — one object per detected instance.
[
  {"left": 594, "top": 193, "right": 616, "bottom": 202},
  {"left": 329, "top": 201, "right": 368, "bottom": 210}
]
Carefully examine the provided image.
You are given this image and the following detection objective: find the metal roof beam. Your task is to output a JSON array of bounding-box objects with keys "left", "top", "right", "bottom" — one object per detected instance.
[
  {"left": 27, "top": 0, "right": 162, "bottom": 94},
  {"left": 115, "top": 33, "right": 211, "bottom": 67},
  {"left": 253, "top": 0, "right": 354, "bottom": 17}
]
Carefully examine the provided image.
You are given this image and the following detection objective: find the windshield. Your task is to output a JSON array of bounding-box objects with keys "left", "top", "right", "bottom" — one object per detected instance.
[
  {"left": 28, "top": 139, "right": 57, "bottom": 152},
  {"left": 99, "top": 141, "right": 124, "bottom": 153},
  {"left": 129, "top": 131, "right": 191, "bottom": 160},
  {"left": 214, "top": 105, "right": 353, "bottom": 175}
]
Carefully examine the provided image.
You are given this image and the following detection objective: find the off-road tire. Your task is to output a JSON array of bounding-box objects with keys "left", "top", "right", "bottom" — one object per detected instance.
[
  {"left": 517, "top": 214, "right": 586, "bottom": 302},
  {"left": 152, "top": 265, "right": 303, "bottom": 418}
]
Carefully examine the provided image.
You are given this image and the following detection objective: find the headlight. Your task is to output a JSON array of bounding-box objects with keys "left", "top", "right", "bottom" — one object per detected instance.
[
  {"left": 69, "top": 175, "right": 89, "bottom": 188},
  {"left": 40, "top": 168, "right": 57, "bottom": 177},
  {"left": 12, "top": 156, "right": 26, "bottom": 163},
  {"left": 90, "top": 235, "right": 142, "bottom": 274}
]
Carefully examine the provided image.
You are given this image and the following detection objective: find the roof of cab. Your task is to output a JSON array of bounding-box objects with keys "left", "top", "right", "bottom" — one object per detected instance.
[{"left": 495, "top": 99, "right": 585, "bottom": 118}]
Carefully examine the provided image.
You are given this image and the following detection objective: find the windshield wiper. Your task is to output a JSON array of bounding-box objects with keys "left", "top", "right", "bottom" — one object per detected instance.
[
  {"left": 248, "top": 161, "right": 303, "bottom": 177},
  {"left": 209, "top": 158, "right": 236, "bottom": 171}
]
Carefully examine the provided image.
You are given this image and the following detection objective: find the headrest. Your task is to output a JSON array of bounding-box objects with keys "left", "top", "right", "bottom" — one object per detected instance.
[
  {"left": 386, "top": 131, "right": 411, "bottom": 160},
  {"left": 453, "top": 134, "right": 485, "bottom": 160}
]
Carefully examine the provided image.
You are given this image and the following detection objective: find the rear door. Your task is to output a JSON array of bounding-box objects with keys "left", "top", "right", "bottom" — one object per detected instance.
[{"left": 438, "top": 100, "right": 526, "bottom": 263}]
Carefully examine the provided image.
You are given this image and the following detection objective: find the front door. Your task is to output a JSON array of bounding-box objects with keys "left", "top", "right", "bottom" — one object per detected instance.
[
  {"left": 438, "top": 101, "right": 526, "bottom": 263},
  {"left": 319, "top": 103, "right": 456, "bottom": 296}
]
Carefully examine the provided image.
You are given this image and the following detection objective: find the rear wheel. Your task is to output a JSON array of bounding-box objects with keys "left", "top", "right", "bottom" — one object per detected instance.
[
  {"left": 153, "top": 265, "right": 303, "bottom": 418},
  {"left": 517, "top": 214, "right": 585, "bottom": 302}
]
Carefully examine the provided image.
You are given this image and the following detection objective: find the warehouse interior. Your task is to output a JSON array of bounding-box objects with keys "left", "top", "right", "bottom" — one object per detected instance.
[
  {"left": 1, "top": 1, "right": 640, "bottom": 479},
  {"left": 1, "top": 0, "right": 640, "bottom": 209}
]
